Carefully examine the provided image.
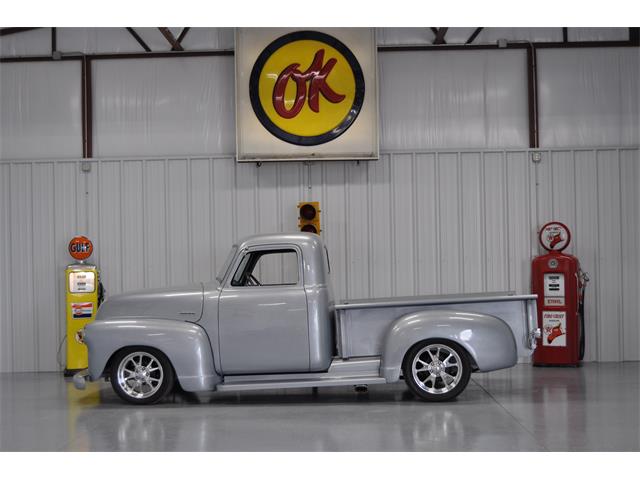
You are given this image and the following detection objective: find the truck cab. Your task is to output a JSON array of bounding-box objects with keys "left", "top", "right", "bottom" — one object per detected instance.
[{"left": 209, "top": 233, "right": 334, "bottom": 374}]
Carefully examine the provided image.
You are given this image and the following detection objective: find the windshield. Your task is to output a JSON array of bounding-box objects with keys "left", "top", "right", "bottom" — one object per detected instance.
[{"left": 216, "top": 246, "right": 238, "bottom": 282}]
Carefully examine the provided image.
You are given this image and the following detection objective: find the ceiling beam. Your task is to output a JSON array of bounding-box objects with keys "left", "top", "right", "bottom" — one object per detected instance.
[
  {"left": 377, "top": 39, "right": 637, "bottom": 53},
  {"left": 2, "top": 38, "right": 637, "bottom": 63},
  {"left": 174, "top": 28, "right": 190, "bottom": 50},
  {"left": 0, "top": 27, "right": 41, "bottom": 36},
  {"left": 158, "top": 27, "right": 184, "bottom": 51},
  {"left": 433, "top": 27, "right": 449, "bottom": 45},
  {"left": 125, "top": 27, "right": 151, "bottom": 52},
  {"left": 466, "top": 27, "right": 483, "bottom": 44}
]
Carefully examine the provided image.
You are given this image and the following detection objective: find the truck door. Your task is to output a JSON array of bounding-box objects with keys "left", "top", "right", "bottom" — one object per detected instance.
[{"left": 218, "top": 245, "right": 310, "bottom": 374}]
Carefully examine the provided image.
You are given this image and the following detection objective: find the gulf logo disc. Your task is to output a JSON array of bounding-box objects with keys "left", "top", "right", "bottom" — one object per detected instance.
[
  {"left": 249, "top": 30, "right": 365, "bottom": 146},
  {"left": 68, "top": 235, "right": 93, "bottom": 261}
]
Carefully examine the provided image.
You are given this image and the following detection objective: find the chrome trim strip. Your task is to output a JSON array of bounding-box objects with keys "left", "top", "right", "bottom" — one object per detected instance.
[{"left": 336, "top": 293, "right": 538, "bottom": 310}]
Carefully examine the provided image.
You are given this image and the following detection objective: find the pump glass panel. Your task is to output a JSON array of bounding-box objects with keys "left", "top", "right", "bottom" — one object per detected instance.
[
  {"left": 543, "top": 273, "right": 565, "bottom": 306},
  {"left": 69, "top": 271, "right": 96, "bottom": 293}
]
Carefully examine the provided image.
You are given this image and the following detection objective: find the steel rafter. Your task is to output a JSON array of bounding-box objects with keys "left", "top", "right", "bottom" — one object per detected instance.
[
  {"left": 126, "top": 27, "right": 152, "bottom": 52},
  {"left": 0, "top": 27, "right": 41, "bottom": 36},
  {"left": 158, "top": 27, "right": 184, "bottom": 51},
  {"left": 175, "top": 28, "right": 191, "bottom": 50},
  {"left": 466, "top": 27, "right": 483, "bottom": 44},
  {"left": 433, "top": 27, "right": 449, "bottom": 44}
]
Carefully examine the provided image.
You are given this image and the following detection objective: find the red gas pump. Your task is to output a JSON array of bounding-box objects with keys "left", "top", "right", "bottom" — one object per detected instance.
[{"left": 532, "top": 222, "right": 589, "bottom": 366}]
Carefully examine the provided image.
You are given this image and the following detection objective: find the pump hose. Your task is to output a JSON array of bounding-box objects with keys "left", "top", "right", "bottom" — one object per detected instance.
[{"left": 579, "top": 292, "right": 586, "bottom": 361}]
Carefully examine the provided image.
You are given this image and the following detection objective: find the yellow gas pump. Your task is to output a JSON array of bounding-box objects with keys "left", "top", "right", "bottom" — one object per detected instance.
[{"left": 64, "top": 236, "right": 100, "bottom": 376}]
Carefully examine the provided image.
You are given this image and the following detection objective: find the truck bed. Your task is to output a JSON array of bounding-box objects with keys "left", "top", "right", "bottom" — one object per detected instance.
[{"left": 334, "top": 291, "right": 537, "bottom": 359}]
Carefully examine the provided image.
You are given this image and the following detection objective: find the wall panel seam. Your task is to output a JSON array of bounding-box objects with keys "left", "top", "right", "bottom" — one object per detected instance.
[
  {"left": 343, "top": 162, "right": 349, "bottom": 299},
  {"left": 411, "top": 153, "right": 418, "bottom": 295},
  {"left": 595, "top": 151, "right": 602, "bottom": 361},
  {"left": 617, "top": 148, "right": 625, "bottom": 361},
  {"left": 164, "top": 158, "right": 170, "bottom": 285},
  {"left": 389, "top": 154, "right": 396, "bottom": 297},
  {"left": 480, "top": 152, "right": 487, "bottom": 292},
  {"left": 119, "top": 160, "right": 124, "bottom": 293},
  {"left": 8, "top": 163, "right": 14, "bottom": 372},
  {"left": 366, "top": 162, "right": 373, "bottom": 298},
  {"left": 457, "top": 152, "right": 464, "bottom": 292},
  {"left": 30, "top": 163, "right": 38, "bottom": 369},
  {"left": 52, "top": 162, "right": 61, "bottom": 369},
  {"left": 435, "top": 153, "right": 442, "bottom": 294},
  {"left": 142, "top": 159, "right": 148, "bottom": 288},
  {"left": 187, "top": 158, "right": 194, "bottom": 283},
  {"left": 209, "top": 158, "right": 216, "bottom": 279}
]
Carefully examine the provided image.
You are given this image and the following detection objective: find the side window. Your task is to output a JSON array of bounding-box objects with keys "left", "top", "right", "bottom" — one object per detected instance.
[
  {"left": 230, "top": 249, "right": 299, "bottom": 287},
  {"left": 231, "top": 253, "right": 253, "bottom": 286}
]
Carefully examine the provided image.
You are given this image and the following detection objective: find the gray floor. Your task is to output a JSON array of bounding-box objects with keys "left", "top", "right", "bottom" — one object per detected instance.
[{"left": 0, "top": 363, "right": 638, "bottom": 451}]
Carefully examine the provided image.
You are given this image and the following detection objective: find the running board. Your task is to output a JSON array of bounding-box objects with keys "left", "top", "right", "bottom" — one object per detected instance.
[
  {"left": 217, "top": 357, "right": 387, "bottom": 392},
  {"left": 216, "top": 375, "right": 386, "bottom": 392}
]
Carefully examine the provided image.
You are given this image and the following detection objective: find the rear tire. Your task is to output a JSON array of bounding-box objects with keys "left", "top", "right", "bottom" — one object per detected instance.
[
  {"left": 110, "top": 347, "right": 175, "bottom": 405},
  {"left": 403, "top": 339, "right": 471, "bottom": 402}
]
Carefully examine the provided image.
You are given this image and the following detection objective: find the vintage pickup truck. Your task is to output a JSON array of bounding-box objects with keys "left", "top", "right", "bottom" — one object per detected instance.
[{"left": 74, "top": 233, "right": 539, "bottom": 404}]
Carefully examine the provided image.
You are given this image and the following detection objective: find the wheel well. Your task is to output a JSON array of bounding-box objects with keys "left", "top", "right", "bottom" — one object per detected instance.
[
  {"left": 102, "top": 345, "right": 176, "bottom": 379},
  {"left": 401, "top": 338, "right": 478, "bottom": 372}
]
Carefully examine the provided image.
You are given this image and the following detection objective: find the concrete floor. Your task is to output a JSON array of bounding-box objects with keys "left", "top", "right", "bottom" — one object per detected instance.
[{"left": 0, "top": 363, "right": 638, "bottom": 451}]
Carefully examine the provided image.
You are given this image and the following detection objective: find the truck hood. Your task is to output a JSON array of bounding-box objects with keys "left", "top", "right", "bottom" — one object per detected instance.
[{"left": 95, "top": 283, "right": 204, "bottom": 322}]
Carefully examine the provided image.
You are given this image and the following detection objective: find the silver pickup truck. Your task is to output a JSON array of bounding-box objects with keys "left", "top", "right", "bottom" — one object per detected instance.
[{"left": 74, "top": 233, "right": 539, "bottom": 404}]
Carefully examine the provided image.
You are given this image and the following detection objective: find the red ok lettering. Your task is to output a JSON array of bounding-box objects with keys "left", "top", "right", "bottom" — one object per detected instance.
[{"left": 272, "top": 49, "right": 346, "bottom": 119}]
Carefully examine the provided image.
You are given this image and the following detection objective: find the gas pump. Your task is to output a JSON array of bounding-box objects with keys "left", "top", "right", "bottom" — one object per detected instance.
[
  {"left": 64, "top": 236, "right": 103, "bottom": 376},
  {"left": 532, "top": 222, "right": 589, "bottom": 366}
]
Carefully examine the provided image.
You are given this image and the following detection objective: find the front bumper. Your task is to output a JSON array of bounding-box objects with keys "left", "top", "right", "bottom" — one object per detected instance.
[{"left": 73, "top": 369, "right": 90, "bottom": 390}]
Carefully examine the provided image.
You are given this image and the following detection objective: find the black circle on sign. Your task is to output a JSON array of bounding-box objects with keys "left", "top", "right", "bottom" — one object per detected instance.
[
  {"left": 299, "top": 203, "right": 317, "bottom": 220},
  {"left": 249, "top": 30, "right": 366, "bottom": 146},
  {"left": 301, "top": 224, "right": 318, "bottom": 234}
]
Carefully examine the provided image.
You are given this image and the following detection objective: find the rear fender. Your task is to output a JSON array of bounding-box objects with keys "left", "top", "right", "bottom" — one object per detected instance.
[
  {"left": 380, "top": 309, "right": 517, "bottom": 382},
  {"left": 84, "top": 318, "right": 221, "bottom": 392}
]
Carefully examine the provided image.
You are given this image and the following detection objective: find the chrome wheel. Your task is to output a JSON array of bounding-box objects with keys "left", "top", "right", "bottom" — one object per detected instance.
[
  {"left": 116, "top": 352, "right": 164, "bottom": 400},
  {"left": 411, "top": 343, "right": 463, "bottom": 395}
]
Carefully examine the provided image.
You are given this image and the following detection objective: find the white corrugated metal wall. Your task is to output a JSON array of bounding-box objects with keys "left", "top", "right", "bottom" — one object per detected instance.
[
  {"left": 1, "top": 28, "right": 638, "bottom": 372},
  {"left": 0, "top": 148, "right": 638, "bottom": 372}
]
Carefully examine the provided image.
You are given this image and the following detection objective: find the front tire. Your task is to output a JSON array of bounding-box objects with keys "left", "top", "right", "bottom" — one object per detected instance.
[
  {"left": 403, "top": 339, "right": 471, "bottom": 402},
  {"left": 110, "top": 347, "right": 175, "bottom": 405}
]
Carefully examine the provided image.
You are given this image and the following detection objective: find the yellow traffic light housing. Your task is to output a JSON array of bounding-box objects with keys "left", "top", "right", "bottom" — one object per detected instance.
[{"left": 298, "top": 201, "right": 321, "bottom": 234}]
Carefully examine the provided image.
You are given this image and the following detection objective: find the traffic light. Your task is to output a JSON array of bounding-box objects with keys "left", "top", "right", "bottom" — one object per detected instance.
[{"left": 298, "top": 201, "right": 321, "bottom": 234}]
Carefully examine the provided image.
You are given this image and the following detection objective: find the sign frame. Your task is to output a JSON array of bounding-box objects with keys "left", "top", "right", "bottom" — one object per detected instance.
[
  {"left": 235, "top": 28, "right": 379, "bottom": 163},
  {"left": 539, "top": 221, "right": 571, "bottom": 252}
]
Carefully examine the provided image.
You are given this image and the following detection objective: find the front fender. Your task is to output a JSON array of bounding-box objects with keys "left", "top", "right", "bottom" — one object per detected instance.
[
  {"left": 380, "top": 310, "right": 517, "bottom": 382},
  {"left": 84, "top": 318, "right": 221, "bottom": 392}
]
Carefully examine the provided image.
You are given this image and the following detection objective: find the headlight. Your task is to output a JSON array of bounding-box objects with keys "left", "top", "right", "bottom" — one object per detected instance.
[{"left": 75, "top": 328, "right": 85, "bottom": 345}]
